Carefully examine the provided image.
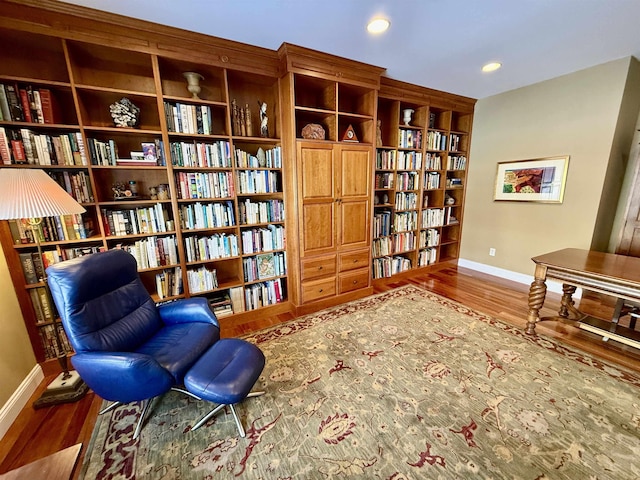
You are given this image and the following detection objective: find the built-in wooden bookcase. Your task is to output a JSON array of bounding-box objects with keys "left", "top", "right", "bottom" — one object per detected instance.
[
  {"left": 372, "top": 77, "right": 475, "bottom": 280},
  {"left": 0, "top": 1, "right": 474, "bottom": 368},
  {"left": 0, "top": 8, "right": 289, "bottom": 364}
]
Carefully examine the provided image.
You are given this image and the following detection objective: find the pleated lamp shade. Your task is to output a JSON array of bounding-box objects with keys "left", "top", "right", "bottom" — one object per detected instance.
[{"left": 0, "top": 169, "right": 86, "bottom": 220}]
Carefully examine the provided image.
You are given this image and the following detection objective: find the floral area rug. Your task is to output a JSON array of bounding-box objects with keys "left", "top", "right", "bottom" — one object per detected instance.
[{"left": 80, "top": 285, "right": 640, "bottom": 479}]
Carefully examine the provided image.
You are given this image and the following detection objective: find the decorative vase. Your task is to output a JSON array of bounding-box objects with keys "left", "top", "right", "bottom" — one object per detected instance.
[
  {"left": 402, "top": 108, "right": 414, "bottom": 126},
  {"left": 183, "top": 72, "right": 204, "bottom": 99}
]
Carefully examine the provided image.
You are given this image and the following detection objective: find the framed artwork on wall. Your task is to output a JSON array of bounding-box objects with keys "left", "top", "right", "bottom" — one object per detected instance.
[{"left": 494, "top": 156, "right": 569, "bottom": 203}]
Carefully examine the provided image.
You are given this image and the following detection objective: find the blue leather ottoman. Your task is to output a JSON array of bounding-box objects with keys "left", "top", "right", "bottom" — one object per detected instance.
[{"left": 184, "top": 338, "right": 265, "bottom": 437}]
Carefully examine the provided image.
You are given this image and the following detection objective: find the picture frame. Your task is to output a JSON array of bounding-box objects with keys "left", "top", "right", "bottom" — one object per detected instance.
[
  {"left": 256, "top": 253, "right": 276, "bottom": 279},
  {"left": 494, "top": 156, "right": 569, "bottom": 203}
]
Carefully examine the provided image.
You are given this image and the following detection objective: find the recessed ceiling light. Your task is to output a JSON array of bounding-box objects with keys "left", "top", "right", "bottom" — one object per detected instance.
[
  {"left": 482, "top": 62, "right": 502, "bottom": 73},
  {"left": 367, "top": 18, "right": 390, "bottom": 34}
]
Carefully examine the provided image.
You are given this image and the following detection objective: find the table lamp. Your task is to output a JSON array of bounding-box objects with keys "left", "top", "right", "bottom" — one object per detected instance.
[{"left": 0, "top": 168, "right": 89, "bottom": 408}]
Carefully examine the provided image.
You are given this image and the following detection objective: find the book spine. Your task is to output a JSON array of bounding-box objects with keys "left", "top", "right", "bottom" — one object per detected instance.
[
  {"left": 0, "top": 127, "right": 12, "bottom": 164},
  {"left": 5, "top": 83, "right": 23, "bottom": 121},
  {"left": 38, "top": 88, "right": 56, "bottom": 124},
  {"left": 0, "top": 84, "right": 10, "bottom": 121},
  {"left": 18, "top": 88, "right": 33, "bottom": 123}
]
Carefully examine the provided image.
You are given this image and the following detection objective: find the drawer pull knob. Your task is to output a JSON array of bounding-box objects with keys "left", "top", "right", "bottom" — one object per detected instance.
[
  {"left": 319, "top": 288, "right": 323, "bottom": 292},
  {"left": 353, "top": 259, "right": 358, "bottom": 263},
  {"left": 318, "top": 266, "right": 323, "bottom": 270},
  {"left": 353, "top": 280, "right": 358, "bottom": 284}
]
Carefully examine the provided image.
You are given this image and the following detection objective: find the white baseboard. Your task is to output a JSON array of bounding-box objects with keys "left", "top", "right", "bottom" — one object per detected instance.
[
  {"left": 458, "top": 258, "right": 581, "bottom": 298},
  {"left": 0, "top": 365, "right": 44, "bottom": 441}
]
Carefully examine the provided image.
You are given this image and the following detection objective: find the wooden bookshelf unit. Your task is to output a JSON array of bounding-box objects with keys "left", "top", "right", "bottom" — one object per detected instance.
[{"left": 0, "top": 0, "right": 475, "bottom": 368}]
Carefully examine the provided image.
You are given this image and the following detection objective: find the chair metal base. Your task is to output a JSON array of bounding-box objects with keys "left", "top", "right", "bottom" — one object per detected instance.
[{"left": 191, "top": 391, "right": 266, "bottom": 437}]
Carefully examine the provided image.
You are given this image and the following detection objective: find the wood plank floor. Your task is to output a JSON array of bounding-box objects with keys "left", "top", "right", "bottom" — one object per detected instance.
[{"left": 2, "top": 265, "right": 639, "bottom": 479}]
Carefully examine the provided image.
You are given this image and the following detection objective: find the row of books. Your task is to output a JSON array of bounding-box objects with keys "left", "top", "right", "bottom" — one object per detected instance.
[
  {"left": 29, "top": 286, "right": 55, "bottom": 324},
  {"left": 114, "top": 235, "right": 178, "bottom": 269},
  {"left": 393, "top": 231, "right": 416, "bottom": 253},
  {"left": 236, "top": 170, "right": 280, "bottom": 194},
  {"left": 156, "top": 267, "right": 183, "bottom": 299},
  {"left": 427, "top": 131, "right": 448, "bottom": 151},
  {"left": 86, "top": 137, "right": 167, "bottom": 167},
  {"left": 376, "top": 149, "right": 396, "bottom": 170},
  {"left": 244, "top": 278, "right": 285, "bottom": 311},
  {"left": 373, "top": 210, "right": 392, "bottom": 238},
  {"left": 234, "top": 146, "right": 282, "bottom": 169},
  {"left": 449, "top": 134, "right": 462, "bottom": 152},
  {"left": 164, "top": 101, "right": 217, "bottom": 135},
  {"left": 0, "top": 127, "right": 86, "bottom": 166},
  {"left": 397, "top": 151, "right": 422, "bottom": 170},
  {"left": 395, "top": 192, "right": 418, "bottom": 211},
  {"left": 178, "top": 201, "right": 236, "bottom": 230},
  {"left": 184, "top": 232, "right": 239, "bottom": 262},
  {"left": 372, "top": 255, "right": 412, "bottom": 279},
  {"left": 238, "top": 199, "right": 285, "bottom": 225},
  {"left": 426, "top": 153, "right": 442, "bottom": 170},
  {"left": 398, "top": 128, "right": 422, "bottom": 149},
  {"left": 422, "top": 207, "right": 454, "bottom": 227},
  {"left": 0, "top": 83, "right": 59, "bottom": 124},
  {"left": 240, "top": 225, "right": 285, "bottom": 254},
  {"left": 11, "top": 213, "right": 92, "bottom": 245},
  {"left": 425, "top": 171, "right": 441, "bottom": 190},
  {"left": 372, "top": 236, "right": 392, "bottom": 257},
  {"left": 396, "top": 171, "right": 419, "bottom": 191},
  {"left": 243, "top": 252, "right": 286, "bottom": 282},
  {"left": 175, "top": 171, "right": 235, "bottom": 199},
  {"left": 187, "top": 265, "right": 218, "bottom": 294},
  {"left": 170, "top": 140, "right": 231, "bottom": 168},
  {"left": 102, "top": 204, "right": 171, "bottom": 237},
  {"left": 375, "top": 172, "right": 394, "bottom": 189},
  {"left": 448, "top": 155, "right": 467, "bottom": 170},
  {"left": 49, "top": 170, "right": 93, "bottom": 204},
  {"left": 38, "top": 324, "right": 72, "bottom": 360},
  {"left": 394, "top": 211, "right": 418, "bottom": 233},
  {"left": 419, "top": 228, "right": 440, "bottom": 248},
  {"left": 418, "top": 247, "right": 438, "bottom": 267}
]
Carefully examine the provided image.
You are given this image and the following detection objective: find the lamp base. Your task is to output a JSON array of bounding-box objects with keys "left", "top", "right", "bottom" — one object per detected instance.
[{"left": 33, "top": 370, "right": 89, "bottom": 409}]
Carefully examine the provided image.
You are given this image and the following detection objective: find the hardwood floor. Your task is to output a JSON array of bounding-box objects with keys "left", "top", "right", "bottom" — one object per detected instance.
[{"left": 2, "top": 264, "right": 639, "bottom": 478}]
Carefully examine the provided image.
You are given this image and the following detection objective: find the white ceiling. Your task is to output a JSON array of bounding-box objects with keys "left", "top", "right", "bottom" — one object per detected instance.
[{"left": 59, "top": 0, "right": 640, "bottom": 99}]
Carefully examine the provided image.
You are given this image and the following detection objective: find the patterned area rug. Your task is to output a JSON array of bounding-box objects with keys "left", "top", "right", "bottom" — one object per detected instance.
[{"left": 80, "top": 286, "right": 640, "bottom": 479}]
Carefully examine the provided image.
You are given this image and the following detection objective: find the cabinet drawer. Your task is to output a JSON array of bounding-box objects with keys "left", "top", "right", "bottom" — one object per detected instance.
[
  {"left": 301, "top": 255, "right": 336, "bottom": 281},
  {"left": 301, "top": 277, "right": 337, "bottom": 303},
  {"left": 339, "top": 268, "right": 370, "bottom": 294},
  {"left": 339, "top": 250, "right": 370, "bottom": 272}
]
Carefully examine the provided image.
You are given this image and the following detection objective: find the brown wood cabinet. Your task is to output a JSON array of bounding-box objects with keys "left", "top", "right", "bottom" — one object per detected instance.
[{"left": 0, "top": 0, "right": 474, "bottom": 367}]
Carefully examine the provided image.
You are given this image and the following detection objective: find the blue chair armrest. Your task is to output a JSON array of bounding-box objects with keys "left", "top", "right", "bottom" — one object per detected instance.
[
  {"left": 158, "top": 297, "right": 219, "bottom": 328},
  {"left": 71, "top": 352, "right": 174, "bottom": 403}
]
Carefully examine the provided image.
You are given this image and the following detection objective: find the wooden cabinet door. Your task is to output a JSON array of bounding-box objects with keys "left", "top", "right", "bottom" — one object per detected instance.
[
  {"left": 337, "top": 145, "right": 372, "bottom": 250},
  {"left": 298, "top": 142, "right": 336, "bottom": 256}
]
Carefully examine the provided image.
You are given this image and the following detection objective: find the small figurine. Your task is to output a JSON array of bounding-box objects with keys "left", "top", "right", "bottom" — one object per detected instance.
[
  {"left": 258, "top": 101, "right": 268, "bottom": 137},
  {"left": 376, "top": 120, "right": 383, "bottom": 146}
]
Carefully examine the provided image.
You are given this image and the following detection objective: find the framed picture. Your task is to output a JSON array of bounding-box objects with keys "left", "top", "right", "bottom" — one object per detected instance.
[
  {"left": 494, "top": 156, "right": 569, "bottom": 203},
  {"left": 256, "top": 253, "right": 276, "bottom": 279}
]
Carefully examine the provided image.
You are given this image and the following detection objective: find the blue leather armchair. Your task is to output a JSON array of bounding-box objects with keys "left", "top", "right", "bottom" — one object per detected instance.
[{"left": 46, "top": 249, "right": 220, "bottom": 438}]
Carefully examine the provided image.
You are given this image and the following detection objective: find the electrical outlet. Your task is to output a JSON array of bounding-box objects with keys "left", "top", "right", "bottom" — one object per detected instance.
[{"left": 489, "top": 248, "right": 496, "bottom": 257}]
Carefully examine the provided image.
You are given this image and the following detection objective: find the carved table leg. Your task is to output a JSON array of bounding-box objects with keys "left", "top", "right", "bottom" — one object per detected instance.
[
  {"left": 558, "top": 283, "right": 577, "bottom": 318},
  {"left": 526, "top": 264, "right": 547, "bottom": 335}
]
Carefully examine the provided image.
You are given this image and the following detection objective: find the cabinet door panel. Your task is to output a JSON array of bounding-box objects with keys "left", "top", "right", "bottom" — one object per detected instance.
[
  {"left": 339, "top": 146, "right": 371, "bottom": 198},
  {"left": 300, "top": 144, "right": 334, "bottom": 200},
  {"left": 339, "top": 199, "right": 370, "bottom": 249},
  {"left": 302, "top": 202, "right": 335, "bottom": 253}
]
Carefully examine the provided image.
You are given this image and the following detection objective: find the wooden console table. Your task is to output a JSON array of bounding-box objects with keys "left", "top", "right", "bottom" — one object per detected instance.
[{"left": 526, "top": 248, "right": 640, "bottom": 349}]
